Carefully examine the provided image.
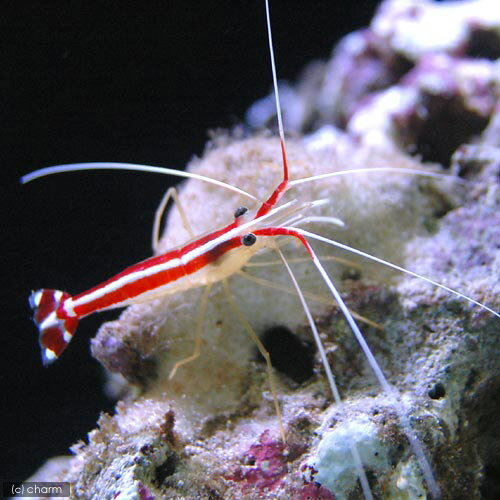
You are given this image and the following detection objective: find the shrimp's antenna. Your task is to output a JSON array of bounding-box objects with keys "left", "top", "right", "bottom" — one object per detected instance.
[
  {"left": 21, "top": 162, "right": 257, "bottom": 201},
  {"left": 289, "top": 167, "right": 468, "bottom": 187},
  {"left": 265, "top": 0, "right": 287, "bottom": 181},
  {"left": 254, "top": 0, "right": 289, "bottom": 219},
  {"left": 294, "top": 228, "right": 500, "bottom": 318}
]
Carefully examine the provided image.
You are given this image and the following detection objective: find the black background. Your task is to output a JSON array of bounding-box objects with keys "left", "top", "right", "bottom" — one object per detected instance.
[{"left": 2, "top": 0, "right": 379, "bottom": 484}]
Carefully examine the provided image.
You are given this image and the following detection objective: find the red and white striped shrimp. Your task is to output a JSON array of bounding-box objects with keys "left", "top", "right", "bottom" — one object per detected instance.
[{"left": 22, "top": 1, "right": 499, "bottom": 498}]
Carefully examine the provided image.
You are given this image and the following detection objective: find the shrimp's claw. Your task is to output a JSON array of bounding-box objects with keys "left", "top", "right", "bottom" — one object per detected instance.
[{"left": 29, "top": 289, "right": 78, "bottom": 365}]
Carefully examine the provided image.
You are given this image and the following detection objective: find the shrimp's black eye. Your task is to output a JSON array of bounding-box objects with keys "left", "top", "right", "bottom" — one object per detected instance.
[
  {"left": 242, "top": 233, "right": 257, "bottom": 246},
  {"left": 234, "top": 206, "right": 248, "bottom": 218}
]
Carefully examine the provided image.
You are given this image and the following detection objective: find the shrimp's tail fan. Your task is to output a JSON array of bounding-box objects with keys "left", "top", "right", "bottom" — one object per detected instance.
[{"left": 29, "top": 289, "right": 78, "bottom": 365}]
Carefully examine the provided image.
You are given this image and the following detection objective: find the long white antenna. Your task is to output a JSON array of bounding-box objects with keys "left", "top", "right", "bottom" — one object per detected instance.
[
  {"left": 21, "top": 162, "right": 257, "bottom": 201},
  {"left": 265, "top": 0, "right": 286, "bottom": 150},
  {"left": 295, "top": 228, "right": 500, "bottom": 318},
  {"left": 289, "top": 167, "right": 467, "bottom": 187}
]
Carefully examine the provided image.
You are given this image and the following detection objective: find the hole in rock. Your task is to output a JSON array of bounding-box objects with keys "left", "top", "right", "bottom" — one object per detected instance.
[{"left": 257, "top": 326, "right": 315, "bottom": 383}]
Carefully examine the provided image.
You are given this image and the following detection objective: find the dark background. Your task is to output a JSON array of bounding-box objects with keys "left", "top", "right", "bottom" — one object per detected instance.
[{"left": 2, "top": 0, "right": 379, "bottom": 484}]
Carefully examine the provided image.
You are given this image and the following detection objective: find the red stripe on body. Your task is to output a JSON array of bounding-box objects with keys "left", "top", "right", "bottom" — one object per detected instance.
[
  {"left": 72, "top": 236, "right": 242, "bottom": 317},
  {"left": 72, "top": 219, "right": 238, "bottom": 311},
  {"left": 74, "top": 216, "right": 237, "bottom": 301},
  {"left": 184, "top": 238, "right": 241, "bottom": 275},
  {"left": 72, "top": 251, "right": 185, "bottom": 316},
  {"left": 181, "top": 222, "right": 238, "bottom": 255}
]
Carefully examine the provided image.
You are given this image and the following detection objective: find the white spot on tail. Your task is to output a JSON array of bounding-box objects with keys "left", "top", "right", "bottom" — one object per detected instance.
[
  {"left": 63, "top": 330, "right": 73, "bottom": 343},
  {"left": 43, "top": 348, "right": 57, "bottom": 362},
  {"left": 29, "top": 290, "right": 43, "bottom": 309}
]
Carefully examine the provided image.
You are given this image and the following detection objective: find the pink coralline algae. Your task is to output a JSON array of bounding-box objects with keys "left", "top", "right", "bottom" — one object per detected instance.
[
  {"left": 294, "top": 482, "right": 335, "bottom": 500},
  {"left": 114, "top": 483, "right": 155, "bottom": 500},
  {"left": 138, "top": 483, "right": 156, "bottom": 500},
  {"left": 226, "top": 430, "right": 288, "bottom": 492}
]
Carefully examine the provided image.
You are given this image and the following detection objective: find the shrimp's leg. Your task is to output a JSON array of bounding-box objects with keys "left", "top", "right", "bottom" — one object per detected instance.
[
  {"left": 153, "top": 186, "right": 194, "bottom": 252},
  {"left": 222, "top": 278, "right": 285, "bottom": 443},
  {"left": 168, "top": 284, "right": 212, "bottom": 380}
]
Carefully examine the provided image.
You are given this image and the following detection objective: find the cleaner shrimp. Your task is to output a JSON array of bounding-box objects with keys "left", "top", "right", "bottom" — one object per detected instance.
[{"left": 22, "top": 1, "right": 499, "bottom": 498}]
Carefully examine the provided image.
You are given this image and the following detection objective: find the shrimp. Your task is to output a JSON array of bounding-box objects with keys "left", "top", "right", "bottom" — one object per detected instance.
[{"left": 22, "top": 0, "right": 499, "bottom": 498}]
